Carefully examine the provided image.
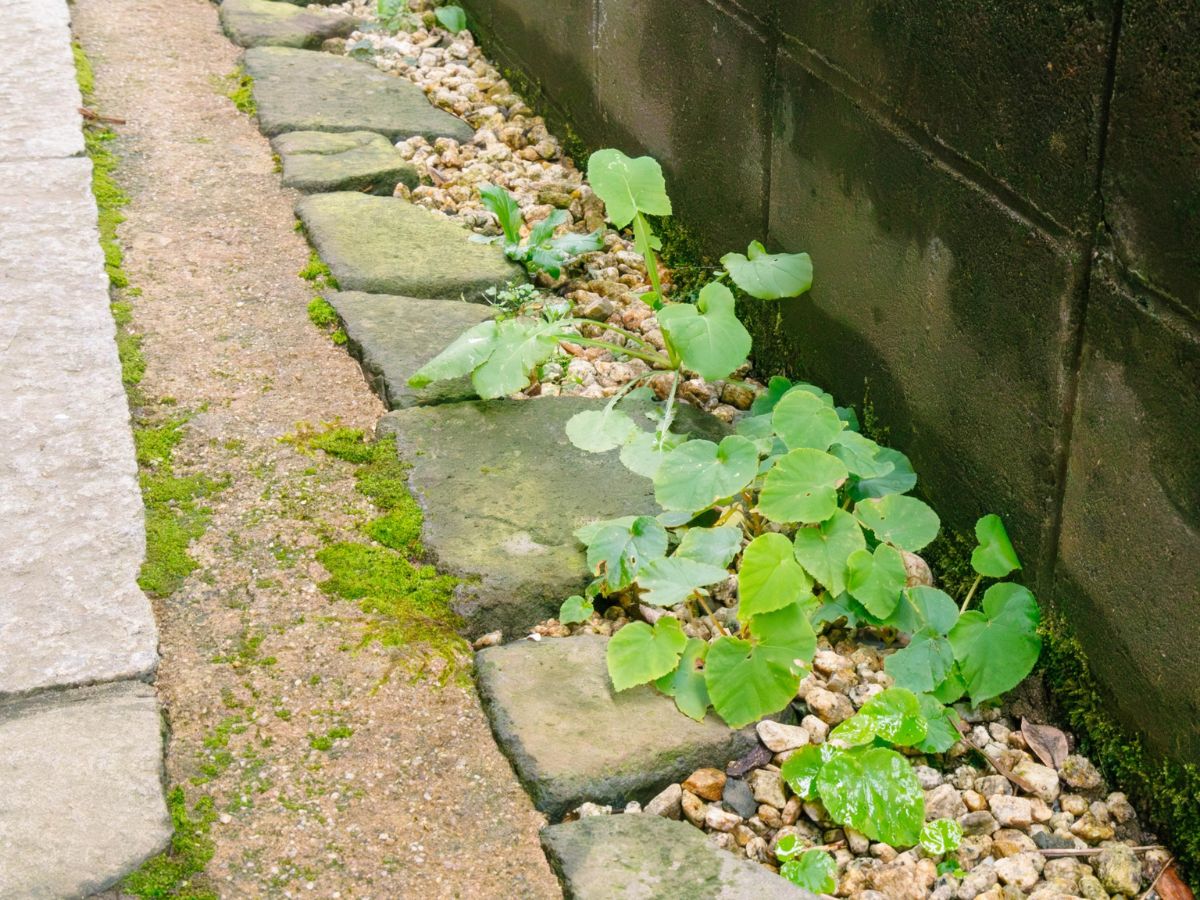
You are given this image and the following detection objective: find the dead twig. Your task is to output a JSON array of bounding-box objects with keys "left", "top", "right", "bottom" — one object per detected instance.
[
  {"left": 1040, "top": 845, "right": 1164, "bottom": 858},
  {"left": 1138, "top": 855, "right": 1175, "bottom": 900},
  {"left": 79, "top": 107, "right": 126, "bottom": 125}
]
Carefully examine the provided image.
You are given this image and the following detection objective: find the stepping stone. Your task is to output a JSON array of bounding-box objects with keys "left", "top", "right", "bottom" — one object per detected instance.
[
  {"left": 0, "top": 681, "right": 171, "bottom": 896},
  {"left": 272, "top": 130, "right": 418, "bottom": 195},
  {"left": 541, "top": 814, "right": 811, "bottom": 898},
  {"left": 325, "top": 291, "right": 494, "bottom": 409},
  {"left": 220, "top": 0, "right": 359, "bottom": 49},
  {"left": 297, "top": 192, "right": 522, "bottom": 299},
  {"left": 243, "top": 46, "right": 474, "bottom": 142},
  {"left": 476, "top": 635, "right": 758, "bottom": 819},
  {"left": 378, "top": 398, "right": 726, "bottom": 636}
]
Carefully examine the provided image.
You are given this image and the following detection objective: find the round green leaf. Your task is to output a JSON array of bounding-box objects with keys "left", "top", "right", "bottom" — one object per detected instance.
[
  {"left": 585, "top": 515, "right": 668, "bottom": 591},
  {"left": 847, "top": 447, "right": 918, "bottom": 501},
  {"left": 772, "top": 389, "right": 846, "bottom": 451},
  {"left": 565, "top": 408, "right": 640, "bottom": 453},
  {"left": 781, "top": 850, "right": 838, "bottom": 894},
  {"left": 884, "top": 586, "right": 960, "bottom": 635},
  {"left": 971, "top": 513, "right": 1022, "bottom": 577},
  {"left": 434, "top": 4, "right": 468, "bottom": 32},
  {"left": 830, "top": 687, "right": 927, "bottom": 747},
  {"left": 830, "top": 430, "right": 895, "bottom": 479},
  {"left": 920, "top": 818, "right": 964, "bottom": 855},
  {"left": 791, "top": 509, "right": 865, "bottom": 596},
  {"left": 846, "top": 543, "right": 907, "bottom": 618},
  {"left": 618, "top": 429, "right": 686, "bottom": 479},
  {"left": 884, "top": 628, "right": 955, "bottom": 694},
  {"left": 574, "top": 515, "right": 639, "bottom": 546},
  {"left": 656, "top": 282, "right": 751, "bottom": 381},
  {"left": 915, "top": 693, "right": 963, "bottom": 754},
  {"left": 757, "top": 448, "right": 849, "bottom": 524},
  {"left": 749, "top": 376, "right": 794, "bottom": 415},
  {"left": 780, "top": 744, "right": 832, "bottom": 800},
  {"left": 855, "top": 495, "right": 941, "bottom": 551},
  {"left": 558, "top": 594, "right": 593, "bottom": 625},
  {"left": 653, "top": 435, "right": 758, "bottom": 512},
  {"left": 948, "top": 582, "right": 1041, "bottom": 705},
  {"left": 739, "top": 533, "right": 813, "bottom": 619},
  {"left": 773, "top": 832, "right": 806, "bottom": 861},
  {"left": 636, "top": 556, "right": 730, "bottom": 607},
  {"left": 674, "top": 525, "right": 743, "bottom": 568},
  {"left": 654, "top": 637, "right": 710, "bottom": 721},
  {"left": 720, "top": 241, "right": 814, "bottom": 300},
  {"left": 930, "top": 665, "right": 968, "bottom": 705},
  {"left": 606, "top": 617, "right": 687, "bottom": 691},
  {"left": 816, "top": 746, "right": 925, "bottom": 846},
  {"left": 586, "top": 148, "right": 672, "bottom": 228}
]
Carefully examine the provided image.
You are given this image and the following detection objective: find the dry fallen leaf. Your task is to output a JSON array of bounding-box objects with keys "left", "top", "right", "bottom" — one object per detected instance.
[
  {"left": 1156, "top": 862, "right": 1195, "bottom": 900},
  {"left": 1022, "top": 718, "right": 1069, "bottom": 769}
]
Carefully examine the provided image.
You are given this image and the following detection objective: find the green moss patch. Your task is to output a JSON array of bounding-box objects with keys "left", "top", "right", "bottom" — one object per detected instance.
[
  {"left": 307, "top": 296, "right": 347, "bottom": 345},
  {"left": 225, "top": 66, "right": 256, "bottom": 116},
  {"left": 121, "top": 788, "right": 218, "bottom": 900}
]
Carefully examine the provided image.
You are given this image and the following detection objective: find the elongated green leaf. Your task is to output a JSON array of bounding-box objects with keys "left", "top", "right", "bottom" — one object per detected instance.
[
  {"left": 654, "top": 637, "right": 710, "bottom": 721},
  {"left": 528, "top": 209, "right": 569, "bottom": 247},
  {"left": 830, "top": 687, "right": 927, "bottom": 747},
  {"left": 558, "top": 594, "right": 593, "bottom": 625},
  {"left": 407, "top": 319, "right": 499, "bottom": 388},
  {"left": 830, "top": 430, "right": 894, "bottom": 479},
  {"left": 434, "top": 4, "right": 467, "bottom": 32},
  {"left": 618, "top": 429, "right": 685, "bottom": 478},
  {"left": 757, "top": 448, "right": 849, "bottom": 524},
  {"left": 653, "top": 435, "right": 758, "bottom": 512},
  {"left": 585, "top": 515, "right": 668, "bottom": 591},
  {"left": 781, "top": 851, "right": 837, "bottom": 894},
  {"left": 636, "top": 556, "right": 730, "bottom": 606},
  {"left": 792, "top": 509, "right": 865, "bottom": 596},
  {"left": 586, "top": 148, "right": 672, "bottom": 228},
  {"left": 884, "top": 628, "right": 955, "bottom": 694},
  {"left": 847, "top": 447, "right": 917, "bottom": 501},
  {"left": 471, "top": 318, "right": 563, "bottom": 398},
  {"left": 656, "top": 282, "right": 751, "bottom": 381},
  {"left": 781, "top": 744, "right": 833, "bottom": 800},
  {"left": 675, "top": 525, "right": 743, "bottom": 568},
  {"left": 855, "top": 494, "right": 941, "bottom": 551},
  {"left": 816, "top": 746, "right": 925, "bottom": 846},
  {"left": 971, "top": 513, "right": 1022, "bottom": 577},
  {"left": 920, "top": 818, "right": 963, "bottom": 855},
  {"left": 846, "top": 543, "right": 907, "bottom": 618},
  {"left": 720, "top": 241, "right": 814, "bottom": 300},
  {"left": 915, "top": 693, "right": 962, "bottom": 753},
  {"left": 948, "top": 582, "right": 1041, "bottom": 705},
  {"left": 550, "top": 228, "right": 605, "bottom": 257},
  {"left": 606, "top": 617, "right": 687, "bottom": 691},
  {"left": 565, "top": 408, "right": 640, "bottom": 453},
  {"left": 478, "top": 183, "right": 522, "bottom": 245},
  {"left": 772, "top": 388, "right": 845, "bottom": 451},
  {"left": 739, "top": 533, "right": 812, "bottom": 619}
]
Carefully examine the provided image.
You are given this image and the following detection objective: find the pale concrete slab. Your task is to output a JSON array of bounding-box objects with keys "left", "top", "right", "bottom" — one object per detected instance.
[
  {"left": 0, "top": 682, "right": 171, "bottom": 898},
  {"left": 0, "top": 157, "right": 158, "bottom": 695},
  {"left": 0, "top": 0, "right": 86, "bottom": 162}
]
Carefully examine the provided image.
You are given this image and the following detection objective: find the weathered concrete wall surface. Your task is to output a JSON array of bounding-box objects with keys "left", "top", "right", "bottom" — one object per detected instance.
[{"left": 460, "top": 0, "right": 1200, "bottom": 765}]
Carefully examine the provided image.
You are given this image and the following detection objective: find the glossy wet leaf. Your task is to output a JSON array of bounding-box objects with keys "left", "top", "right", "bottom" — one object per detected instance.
[
  {"left": 920, "top": 818, "right": 964, "bottom": 855},
  {"left": 606, "top": 616, "right": 687, "bottom": 691},
  {"left": 654, "top": 637, "right": 710, "bottom": 721},
  {"left": 656, "top": 282, "right": 751, "bottom": 381},
  {"left": 407, "top": 319, "right": 499, "bottom": 388},
  {"left": 757, "top": 448, "right": 848, "bottom": 524},
  {"left": 855, "top": 495, "right": 941, "bottom": 552},
  {"left": 847, "top": 447, "right": 918, "bottom": 501},
  {"left": 471, "top": 318, "right": 564, "bottom": 398},
  {"left": 830, "top": 430, "right": 894, "bottom": 479},
  {"left": 780, "top": 744, "right": 833, "bottom": 800},
  {"left": 618, "top": 429, "right": 685, "bottom": 479},
  {"left": 739, "top": 533, "right": 813, "bottom": 619},
  {"left": 773, "top": 831, "right": 806, "bottom": 861},
  {"left": 653, "top": 435, "right": 758, "bottom": 512},
  {"left": 830, "top": 687, "right": 927, "bottom": 747},
  {"left": 477, "top": 183, "right": 522, "bottom": 245},
  {"left": 884, "top": 628, "right": 956, "bottom": 694},
  {"left": 772, "top": 388, "right": 845, "bottom": 451},
  {"left": 720, "top": 241, "right": 814, "bottom": 300},
  {"left": 916, "top": 693, "right": 963, "bottom": 754},
  {"left": 636, "top": 556, "right": 730, "bottom": 607},
  {"left": 971, "top": 513, "right": 1022, "bottom": 577},
  {"left": 565, "top": 408, "right": 640, "bottom": 453},
  {"left": 816, "top": 746, "right": 925, "bottom": 846},
  {"left": 780, "top": 850, "right": 838, "bottom": 894},
  {"left": 586, "top": 148, "right": 672, "bottom": 229},
  {"left": 846, "top": 543, "right": 907, "bottom": 618},
  {"left": 791, "top": 509, "right": 865, "bottom": 596},
  {"left": 585, "top": 515, "right": 668, "bottom": 591},
  {"left": 674, "top": 525, "right": 743, "bottom": 568},
  {"left": 948, "top": 582, "right": 1041, "bottom": 705},
  {"left": 433, "top": 4, "right": 467, "bottom": 32},
  {"left": 558, "top": 594, "right": 593, "bottom": 626}
]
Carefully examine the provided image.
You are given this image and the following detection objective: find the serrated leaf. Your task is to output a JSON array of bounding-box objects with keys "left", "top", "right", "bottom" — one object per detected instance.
[
  {"left": 948, "top": 582, "right": 1041, "bottom": 705},
  {"left": 772, "top": 388, "right": 845, "bottom": 451},
  {"left": 884, "top": 628, "right": 956, "bottom": 694},
  {"left": 916, "top": 693, "right": 963, "bottom": 753},
  {"left": 586, "top": 148, "right": 671, "bottom": 229},
  {"left": 846, "top": 543, "right": 907, "bottom": 618},
  {"left": 471, "top": 318, "right": 564, "bottom": 398},
  {"left": 855, "top": 495, "right": 941, "bottom": 551},
  {"left": 971, "top": 513, "right": 1021, "bottom": 577},
  {"left": 564, "top": 408, "right": 640, "bottom": 453},
  {"left": 792, "top": 509, "right": 865, "bottom": 596},
  {"left": 478, "top": 183, "right": 522, "bottom": 245},
  {"left": 585, "top": 515, "right": 668, "bottom": 591},
  {"left": 920, "top": 818, "right": 963, "bottom": 855},
  {"left": 636, "top": 556, "right": 730, "bottom": 607},
  {"left": 653, "top": 435, "right": 758, "bottom": 512},
  {"left": 781, "top": 744, "right": 832, "bottom": 800},
  {"left": 654, "top": 637, "right": 710, "bottom": 721},
  {"left": 558, "top": 594, "right": 593, "bottom": 625},
  {"left": 830, "top": 687, "right": 927, "bottom": 747},
  {"left": 657, "top": 282, "right": 751, "bottom": 381},
  {"left": 721, "top": 241, "right": 814, "bottom": 300},
  {"left": 757, "top": 448, "right": 848, "bottom": 524},
  {"left": 739, "top": 533, "right": 812, "bottom": 619},
  {"left": 407, "top": 319, "right": 499, "bottom": 388},
  {"left": 847, "top": 447, "right": 918, "bottom": 501},
  {"left": 606, "top": 617, "right": 687, "bottom": 691},
  {"left": 675, "top": 525, "right": 743, "bottom": 568},
  {"left": 781, "top": 850, "right": 837, "bottom": 894},
  {"left": 816, "top": 746, "right": 925, "bottom": 846},
  {"left": 434, "top": 4, "right": 467, "bottom": 32},
  {"left": 829, "top": 430, "right": 894, "bottom": 479}
]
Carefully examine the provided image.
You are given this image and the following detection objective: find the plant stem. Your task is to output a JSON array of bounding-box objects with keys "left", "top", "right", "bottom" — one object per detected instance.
[
  {"left": 566, "top": 318, "right": 653, "bottom": 349},
  {"left": 960, "top": 575, "right": 983, "bottom": 612},
  {"left": 602, "top": 373, "right": 648, "bottom": 414},
  {"left": 633, "top": 213, "right": 664, "bottom": 300},
  {"left": 656, "top": 371, "right": 680, "bottom": 449},
  {"left": 568, "top": 336, "right": 671, "bottom": 368},
  {"left": 1039, "top": 846, "right": 1163, "bottom": 859},
  {"left": 693, "top": 591, "right": 728, "bottom": 638},
  {"left": 1138, "top": 855, "right": 1174, "bottom": 900}
]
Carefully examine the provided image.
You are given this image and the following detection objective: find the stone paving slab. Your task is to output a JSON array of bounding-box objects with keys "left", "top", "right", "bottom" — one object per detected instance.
[
  {"left": 0, "top": 0, "right": 86, "bottom": 162},
  {"left": 325, "top": 290, "right": 494, "bottom": 408},
  {"left": 476, "top": 635, "right": 758, "bottom": 819},
  {"left": 541, "top": 813, "right": 812, "bottom": 899},
  {"left": 378, "top": 398, "right": 726, "bottom": 636},
  {"left": 0, "top": 681, "right": 170, "bottom": 898},
  {"left": 297, "top": 192, "right": 523, "bottom": 299},
  {"left": 272, "top": 130, "right": 417, "bottom": 194},
  {"left": 0, "top": 157, "right": 158, "bottom": 696},
  {"left": 243, "top": 46, "right": 474, "bottom": 142},
  {"left": 220, "top": 0, "right": 359, "bottom": 50}
]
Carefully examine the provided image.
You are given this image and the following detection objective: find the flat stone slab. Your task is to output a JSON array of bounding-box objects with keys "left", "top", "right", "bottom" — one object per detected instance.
[
  {"left": 378, "top": 398, "right": 725, "bottom": 636},
  {"left": 0, "top": 0, "right": 85, "bottom": 162},
  {"left": 541, "top": 814, "right": 812, "bottom": 899},
  {"left": 243, "top": 46, "right": 474, "bottom": 142},
  {"left": 0, "top": 681, "right": 171, "bottom": 897},
  {"left": 477, "top": 635, "right": 757, "bottom": 819},
  {"left": 297, "top": 192, "right": 523, "bottom": 299},
  {"left": 272, "top": 130, "right": 417, "bottom": 195},
  {"left": 326, "top": 290, "right": 494, "bottom": 408},
  {"left": 220, "top": 0, "right": 359, "bottom": 49},
  {"left": 0, "top": 157, "right": 158, "bottom": 696}
]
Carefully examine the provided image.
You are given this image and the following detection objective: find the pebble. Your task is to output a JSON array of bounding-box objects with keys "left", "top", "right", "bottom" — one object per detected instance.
[
  {"left": 989, "top": 795, "right": 1033, "bottom": 829},
  {"left": 805, "top": 686, "right": 855, "bottom": 724},
  {"left": 1070, "top": 813, "right": 1115, "bottom": 843},
  {"left": 801, "top": 714, "right": 829, "bottom": 744},
  {"left": 704, "top": 805, "right": 742, "bottom": 832},
  {"left": 682, "top": 767, "right": 725, "bottom": 801},
  {"left": 1096, "top": 844, "right": 1141, "bottom": 896},
  {"left": 644, "top": 783, "right": 682, "bottom": 819},
  {"left": 927, "top": 783, "right": 969, "bottom": 820},
  {"left": 747, "top": 768, "right": 787, "bottom": 809},
  {"left": 722, "top": 777, "right": 760, "bottom": 819},
  {"left": 960, "top": 811, "right": 1000, "bottom": 837},
  {"left": 995, "top": 852, "right": 1043, "bottom": 891},
  {"left": 1061, "top": 755, "right": 1105, "bottom": 792},
  {"left": 1012, "top": 759, "right": 1061, "bottom": 803},
  {"left": 756, "top": 720, "right": 810, "bottom": 753},
  {"left": 681, "top": 790, "right": 706, "bottom": 828}
]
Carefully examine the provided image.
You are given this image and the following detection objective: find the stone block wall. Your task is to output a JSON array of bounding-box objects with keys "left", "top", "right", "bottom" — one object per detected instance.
[{"left": 458, "top": 0, "right": 1200, "bottom": 765}]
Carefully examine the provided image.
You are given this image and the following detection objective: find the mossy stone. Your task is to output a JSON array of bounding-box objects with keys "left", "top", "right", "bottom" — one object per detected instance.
[
  {"left": 219, "top": 0, "right": 359, "bottom": 49},
  {"left": 271, "top": 131, "right": 418, "bottom": 195}
]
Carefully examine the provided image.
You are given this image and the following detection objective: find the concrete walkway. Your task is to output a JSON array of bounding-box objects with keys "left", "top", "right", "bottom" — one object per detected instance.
[{"left": 0, "top": 0, "right": 169, "bottom": 896}]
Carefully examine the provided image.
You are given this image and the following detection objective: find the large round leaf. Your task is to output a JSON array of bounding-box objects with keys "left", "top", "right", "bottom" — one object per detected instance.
[
  {"left": 654, "top": 637, "right": 710, "bottom": 721},
  {"left": 757, "top": 449, "right": 848, "bottom": 524},
  {"left": 830, "top": 687, "right": 927, "bottom": 747},
  {"left": 739, "top": 533, "right": 812, "bottom": 619},
  {"left": 772, "top": 388, "right": 845, "bottom": 451},
  {"left": 585, "top": 515, "right": 668, "bottom": 591},
  {"left": 830, "top": 430, "right": 895, "bottom": 479},
  {"left": 781, "top": 850, "right": 838, "bottom": 894},
  {"left": 883, "top": 586, "right": 960, "bottom": 635},
  {"left": 847, "top": 447, "right": 918, "bottom": 501},
  {"left": 586, "top": 148, "right": 672, "bottom": 228},
  {"left": 855, "top": 495, "right": 941, "bottom": 551},
  {"left": 915, "top": 693, "right": 963, "bottom": 754},
  {"left": 408, "top": 319, "right": 499, "bottom": 388},
  {"left": 846, "top": 543, "right": 907, "bottom": 618},
  {"left": 920, "top": 818, "right": 964, "bottom": 855},
  {"left": 971, "top": 513, "right": 1022, "bottom": 577},
  {"left": 948, "top": 582, "right": 1041, "bottom": 705},
  {"left": 656, "top": 282, "right": 751, "bottom": 381},
  {"left": 606, "top": 617, "right": 687, "bottom": 691},
  {"left": 884, "top": 627, "right": 956, "bottom": 694},
  {"left": 653, "top": 435, "right": 758, "bottom": 512},
  {"left": 636, "top": 556, "right": 730, "bottom": 606},
  {"left": 792, "top": 509, "right": 866, "bottom": 596},
  {"left": 720, "top": 241, "right": 813, "bottom": 300},
  {"left": 674, "top": 525, "right": 743, "bottom": 568},
  {"left": 618, "top": 429, "right": 686, "bottom": 479},
  {"left": 565, "top": 408, "right": 640, "bottom": 453},
  {"left": 816, "top": 746, "right": 925, "bottom": 846}
]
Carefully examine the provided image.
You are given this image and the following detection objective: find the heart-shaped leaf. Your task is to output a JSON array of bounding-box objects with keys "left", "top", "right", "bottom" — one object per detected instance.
[
  {"left": 847, "top": 447, "right": 918, "bottom": 501},
  {"left": 757, "top": 449, "right": 849, "bottom": 524},
  {"left": 792, "top": 509, "right": 866, "bottom": 596},
  {"left": 830, "top": 687, "right": 927, "bottom": 747},
  {"left": 883, "top": 586, "right": 960, "bottom": 635},
  {"left": 816, "top": 746, "right": 925, "bottom": 846},
  {"left": 636, "top": 556, "right": 730, "bottom": 606},
  {"left": 855, "top": 495, "right": 941, "bottom": 551},
  {"left": 948, "top": 583, "right": 1041, "bottom": 705},
  {"left": 846, "top": 543, "right": 907, "bottom": 618},
  {"left": 434, "top": 4, "right": 468, "bottom": 32},
  {"left": 653, "top": 435, "right": 758, "bottom": 512},
  {"left": 781, "top": 850, "right": 837, "bottom": 894},
  {"left": 674, "top": 525, "right": 743, "bottom": 568},
  {"left": 654, "top": 637, "right": 710, "bottom": 721},
  {"left": 739, "top": 532, "right": 813, "bottom": 619},
  {"left": 930, "top": 665, "right": 968, "bottom": 705},
  {"left": 920, "top": 818, "right": 964, "bottom": 855},
  {"left": 585, "top": 515, "right": 668, "bottom": 591},
  {"left": 565, "top": 408, "right": 640, "bottom": 453},
  {"left": 558, "top": 594, "right": 593, "bottom": 625},
  {"left": 830, "top": 430, "right": 894, "bottom": 479},
  {"left": 915, "top": 693, "right": 963, "bottom": 754},
  {"left": 971, "top": 513, "right": 1022, "bottom": 577},
  {"left": 781, "top": 743, "right": 833, "bottom": 800},
  {"left": 772, "top": 388, "right": 845, "bottom": 451},
  {"left": 749, "top": 376, "right": 793, "bottom": 416},
  {"left": 574, "top": 516, "right": 638, "bottom": 546},
  {"left": 884, "top": 627, "right": 956, "bottom": 694},
  {"left": 587, "top": 148, "right": 672, "bottom": 228},
  {"left": 720, "top": 241, "right": 814, "bottom": 300},
  {"left": 656, "top": 282, "right": 751, "bottom": 381},
  {"left": 606, "top": 616, "right": 687, "bottom": 691}
]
